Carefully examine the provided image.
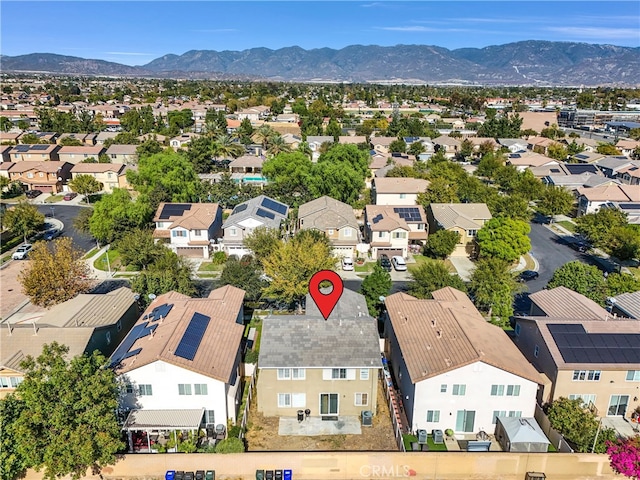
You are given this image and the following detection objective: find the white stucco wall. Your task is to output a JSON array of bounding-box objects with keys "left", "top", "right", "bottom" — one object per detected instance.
[
  {"left": 375, "top": 193, "right": 419, "bottom": 206},
  {"left": 411, "top": 361, "right": 538, "bottom": 434},
  {"left": 119, "top": 360, "right": 231, "bottom": 425}
]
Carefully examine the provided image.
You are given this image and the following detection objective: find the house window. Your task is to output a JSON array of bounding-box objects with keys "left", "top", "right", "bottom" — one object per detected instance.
[
  {"left": 106, "top": 331, "right": 111, "bottom": 345},
  {"left": 508, "top": 411, "right": 522, "bottom": 417},
  {"left": 111, "top": 154, "right": 117, "bottom": 159},
  {"left": 332, "top": 368, "right": 347, "bottom": 379},
  {"left": 491, "top": 385, "right": 504, "bottom": 396},
  {"left": 27, "top": 173, "right": 34, "bottom": 178},
  {"left": 355, "top": 393, "right": 369, "bottom": 406},
  {"left": 626, "top": 371, "right": 640, "bottom": 381},
  {"left": 292, "top": 368, "right": 305, "bottom": 380},
  {"left": 514, "top": 323, "right": 521, "bottom": 336},
  {"left": 360, "top": 369, "right": 369, "bottom": 381},
  {"left": 417, "top": 224, "right": 424, "bottom": 230},
  {"left": 194, "top": 384, "right": 208, "bottom": 395},
  {"left": 178, "top": 384, "right": 192, "bottom": 395},
  {"left": 506, "top": 385, "right": 521, "bottom": 396},
  {"left": 0, "top": 378, "right": 9, "bottom": 388},
  {"left": 452, "top": 384, "right": 466, "bottom": 396},
  {"left": 392, "top": 231, "right": 406, "bottom": 239},
  {"left": 426, "top": 410, "right": 440, "bottom": 422},
  {"left": 194, "top": 230, "right": 202, "bottom": 236},
  {"left": 230, "top": 228, "right": 237, "bottom": 236},
  {"left": 399, "top": 193, "right": 406, "bottom": 199},
  {"left": 172, "top": 230, "right": 186, "bottom": 237},
  {"left": 440, "top": 384, "right": 447, "bottom": 393},
  {"left": 138, "top": 384, "right": 153, "bottom": 396},
  {"left": 534, "top": 345, "right": 539, "bottom": 357},
  {"left": 344, "top": 228, "right": 352, "bottom": 237},
  {"left": 378, "top": 231, "right": 384, "bottom": 238},
  {"left": 277, "top": 368, "right": 291, "bottom": 380},
  {"left": 205, "top": 410, "right": 215, "bottom": 425},
  {"left": 278, "top": 393, "right": 292, "bottom": 407},
  {"left": 569, "top": 394, "right": 596, "bottom": 406},
  {"left": 125, "top": 384, "right": 134, "bottom": 394},
  {"left": 9, "top": 377, "right": 23, "bottom": 388},
  {"left": 467, "top": 229, "right": 477, "bottom": 237},
  {"left": 492, "top": 411, "right": 506, "bottom": 423},
  {"left": 573, "top": 370, "right": 601, "bottom": 381}
]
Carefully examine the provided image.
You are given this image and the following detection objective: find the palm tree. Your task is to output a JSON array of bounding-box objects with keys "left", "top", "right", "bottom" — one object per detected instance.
[
  {"left": 252, "top": 124, "right": 276, "bottom": 150},
  {"left": 213, "top": 134, "right": 244, "bottom": 160},
  {"left": 266, "top": 135, "right": 291, "bottom": 157}
]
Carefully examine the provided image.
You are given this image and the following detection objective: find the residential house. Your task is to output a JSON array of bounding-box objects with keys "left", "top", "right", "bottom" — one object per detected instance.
[
  {"left": 609, "top": 291, "right": 640, "bottom": 319},
  {"left": 499, "top": 138, "right": 529, "bottom": 153},
  {"left": 528, "top": 286, "right": 609, "bottom": 320},
  {"left": 0, "top": 162, "right": 14, "bottom": 180},
  {"left": 338, "top": 135, "right": 368, "bottom": 146},
  {"left": 229, "top": 155, "right": 264, "bottom": 175},
  {"left": 576, "top": 184, "right": 640, "bottom": 216},
  {"left": 221, "top": 195, "right": 289, "bottom": 258},
  {"left": 297, "top": 196, "right": 361, "bottom": 258},
  {"left": 70, "top": 163, "right": 131, "bottom": 193},
  {"left": 56, "top": 133, "right": 89, "bottom": 145},
  {"left": 616, "top": 139, "right": 640, "bottom": 158},
  {"left": 561, "top": 137, "right": 600, "bottom": 153},
  {"left": 527, "top": 137, "right": 559, "bottom": 156},
  {"left": 364, "top": 204, "right": 427, "bottom": 258},
  {"left": 372, "top": 177, "right": 429, "bottom": 206},
  {"left": 57, "top": 145, "right": 106, "bottom": 165},
  {"left": 8, "top": 144, "right": 60, "bottom": 162},
  {"left": 275, "top": 113, "right": 299, "bottom": 123},
  {"left": 8, "top": 161, "right": 72, "bottom": 193},
  {"left": 112, "top": 286, "right": 246, "bottom": 450},
  {"left": 29, "top": 132, "right": 58, "bottom": 144},
  {"left": 427, "top": 203, "right": 492, "bottom": 257},
  {"left": 257, "top": 289, "right": 381, "bottom": 418},
  {"left": 369, "top": 152, "right": 392, "bottom": 181},
  {"left": 573, "top": 152, "right": 606, "bottom": 164},
  {"left": 153, "top": 202, "right": 223, "bottom": 259},
  {"left": 0, "top": 145, "right": 12, "bottom": 163},
  {"left": 512, "top": 313, "right": 639, "bottom": 419},
  {"left": 0, "top": 131, "right": 21, "bottom": 144},
  {"left": 1, "top": 287, "right": 138, "bottom": 399},
  {"left": 106, "top": 144, "right": 138, "bottom": 165},
  {"left": 432, "top": 136, "right": 461, "bottom": 158},
  {"left": 95, "top": 131, "right": 119, "bottom": 145},
  {"left": 371, "top": 136, "right": 397, "bottom": 154},
  {"left": 236, "top": 106, "right": 270, "bottom": 123},
  {"left": 595, "top": 157, "right": 637, "bottom": 180},
  {"left": 618, "top": 163, "right": 640, "bottom": 186},
  {"left": 384, "top": 288, "right": 542, "bottom": 434},
  {"left": 281, "top": 133, "right": 302, "bottom": 150},
  {"left": 507, "top": 152, "right": 558, "bottom": 172},
  {"left": 169, "top": 132, "right": 200, "bottom": 150},
  {"left": 306, "top": 135, "right": 334, "bottom": 161}
]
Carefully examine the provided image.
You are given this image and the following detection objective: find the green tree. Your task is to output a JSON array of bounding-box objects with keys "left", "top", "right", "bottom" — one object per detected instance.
[
  {"left": 536, "top": 185, "right": 574, "bottom": 219},
  {"left": 423, "top": 229, "right": 460, "bottom": 259},
  {"left": 0, "top": 394, "right": 28, "bottom": 480},
  {"left": 262, "top": 232, "right": 335, "bottom": 311},
  {"left": 18, "top": 237, "right": 92, "bottom": 308},
  {"left": 389, "top": 138, "right": 407, "bottom": 153},
  {"left": 130, "top": 250, "right": 197, "bottom": 301},
  {"left": 58, "top": 136, "right": 84, "bottom": 146},
  {"left": 408, "top": 259, "right": 466, "bottom": 299},
  {"left": 477, "top": 112, "right": 523, "bottom": 138},
  {"left": 469, "top": 257, "right": 520, "bottom": 322},
  {"left": 89, "top": 188, "right": 153, "bottom": 244},
  {"left": 417, "top": 177, "right": 459, "bottom": 205},
  {"left": 136, "top": 138, "right": 164, "bottom": 158},
  {"left": 11, "top": 342, "right": 124, "bottom": 480},
  {"left": 243, "top": 227, "right": 282, "bottom": 265},
  {"left": 608, "top": 225, "right": 640, "bottom": 261},
  {"left": 408, "top": 141, "right": 425, "bottom": 158},
  {"left": 215, "top": 437, "right": 245, "bottom": 453},
  {"left": 596, "top": 143, "right": 622, "bottom": 155},
  {"left": 3, "top": 201, "right": 45, "bottom": 242},
  {"left": 310, "top": 160, "right": 365, "bottom": 206},
  {"left": 360, "top": 264, "right": 392, "bottom": 317},
  {"left": 68, "top": 174, "right": 103, "bottom": 203},
  {"left": 72, "top": 207, "right": 93, "bottom": 236},
  {"left": 490, "top": 194, "right": 532, "bottom": 222},
  {"left": 575, "top": 208, "right": 628, "bottom": 248},
  {"left": 262, "top": 152, "right": 314, "bottom": 206},
  {"left": 114, "top": 229, "right": 165, "bottom": 270},
  {"left": 606, "top": 272, "right": 640, "bottom": 298},
  {"left": 547, "top": 143, "right": 569, "bottom": 161},
  {"left": 476, "top": 217, "right": 531, "bottom": 263},
  {"left": 219, "top": 254, "right": 265, "bottom": 302},
  {"left": 540, "top": 124, "right": 565, "bottom": 139},
  {"left": 325, "top": 118, "right": 342, "bottom": 141},
  {"left": 547, "top": 261, "right": 607, "bottom": 305},
  {"left": 19, "top": 133, "right": 46, "bottom": 144}
]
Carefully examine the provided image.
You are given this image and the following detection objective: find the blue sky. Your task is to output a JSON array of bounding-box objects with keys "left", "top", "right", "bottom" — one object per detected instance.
[{"left": 1, "top": 1, "right": 639, "bottom": 66}]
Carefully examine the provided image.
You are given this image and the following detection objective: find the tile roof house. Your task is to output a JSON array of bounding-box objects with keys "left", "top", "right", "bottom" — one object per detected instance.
[
  {"left": 372, "top": 177, "right": 429, "bottom": 206},
  {"left": 432, "top": 136, "right": 461, "bottom": 158},
  {"left": 153, "top": 203, "right": 223, "bottom": 259},
  {"left": 257, "top": 289, "right": 381, "bottom": 418},
  {"left": 297, "top": 195, "right": 361, "bottom": 258},
  {"left": 112, "top": 286, "right": 246, "bottom": 450},
  {"left": 306, "top": 136, "right": 334, "bottom": 161},
  {"left": 105, "top": 144, "right": 138, "bottom": 165},
  {"left": 427, "top": 203, "right": 492, "bottom": 257},
  {"left": 221, "top": 195, "right": 289, "bottom": 258},
  {"left": 57, "top": 145, "right": 106, "bottom": 164},
  {"left": 616, "top": 139, "right": 640, "bottom": 157},
  {"left": 169, "top": 132, "right": 200, "bottom": 150},
  {"left": 384, "top": 288, "right": 542, "bottom": 434},
  {"left": 576, "top": 184, "right": 640, "bottom": 216},
  {"left": 512, "top": 315, "right": 639, "bottom": 419},
  {"left": 364, "top": 204, "right": 427, "bottom": 259},
  {"left": 8, "top": 144, "right": 60, "bottom": 162},
  {"left": 1, "top": 287, "right": 138, "bottom": 399},
  {"left": 499, "top": 138, "right": 529, "bottom": 153},
  {"left": 371, "top": 136, "right": 398, "bottom": 154},
  {"left": 0, "top": 145, "right": 12, "bottom": 163},
  {"left": 70, "top": 163, "right": 131, "bottom": 193},
  {"left": 228, "top": 155, "right": 264, "bottom": 174},
  {"left": 8, "top": 161, "right": 73, "bottom": 193},
  {"left": 609, "top": 291, "right": 640, "bottom": 319},
  {"left": 507, "top": 152, "right": 558, "bottom": 172},
  {"left": 528, "top": 286, "right": 609, "bottom": 320}
]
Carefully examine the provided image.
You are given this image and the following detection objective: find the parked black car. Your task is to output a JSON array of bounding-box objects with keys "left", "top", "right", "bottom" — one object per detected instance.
[
  {"left": 518, "top": 270, "right": 539, "bottom": 282},
  {"left": 25, "top": 189, "right": 42, "bottom": 199},
  {"left": 378, "top": 254, "right": 392, "bottom": 272},
  {"left": 570, "top": 241, "right": 589, "bottom": 253}
]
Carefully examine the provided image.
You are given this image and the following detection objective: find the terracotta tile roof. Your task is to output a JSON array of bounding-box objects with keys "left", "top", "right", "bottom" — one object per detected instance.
[
  {"left": 9, "top": 161, "right": 69, "bottom": 173},
  {"left": 529, "top": 286, "right": 609, "bottom": 320},
  {"left": 114, "top": 285, "right": 245, "bottom": 383},
  {"left": 229, "top": 155, "right": 264, "bottom": 168},
  {"left": 58, "top": 146, "right": 105, "bottom": 155},
  {"left": 153, "top": 203, "right": 221, "bottom": 231},
  {"left": 429, "top": 203, "right": 492, "bottom": 230},
  {"left": 71, "top": 163, "right": 126, "bottom": 174},
  {"left": 577, "top": 184, "right": 640, "bottom": 202},
  {"left": 365, "top": 205, "right": 417, "bottom": 232},
  {"left": 507, "top": 152, "right": 557, "bottom": 168},
  {"left": 385, "top": 288, "right": 542, "bottom": 384},
  {"left": 373, "top": 177, "right": 430, "bottom": 194}
]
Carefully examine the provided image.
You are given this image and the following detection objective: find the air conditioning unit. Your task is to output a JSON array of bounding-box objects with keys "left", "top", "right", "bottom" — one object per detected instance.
[{"left": 361, "top": 410, "right": 372, "bottom": 426}]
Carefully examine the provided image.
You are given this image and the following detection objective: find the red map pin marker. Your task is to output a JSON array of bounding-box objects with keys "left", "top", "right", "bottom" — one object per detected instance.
[{"left": 309, "top": 270, "right": 344, "bottom": 320}]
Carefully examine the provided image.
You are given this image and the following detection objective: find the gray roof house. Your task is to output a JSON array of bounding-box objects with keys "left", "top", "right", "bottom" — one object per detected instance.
[
  {"left": 256, "top": 289, "right": 381, "bottom": 419},
  {"left": 609, "top": 291, "right": 640, "bottom": 319},
  {"left": 221, "top": 195, "right": 289, "bottom": 258}
]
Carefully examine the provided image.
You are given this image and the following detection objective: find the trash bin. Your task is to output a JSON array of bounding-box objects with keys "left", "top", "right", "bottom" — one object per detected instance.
[
  {"left": 297, "top": 410, "right": 304, "bottom": 422},
  {"left": 165, "top": 471, "right": 176, "bottom": 480},
  {"left": 256, "top": 470, "right": 264, "bottom": 480},
  {"left": 432, "top": 429, "right": 444, "bottom": 444},
  {"left": 283, "top": 470, "right": 292, "bottom": 480},
  {"left": 525, "top": 474, "right": 546, "bottom": 480},
  {"left": 305, "top": 408, "right": 311, "bottom": 419},
  {"left": 417, "top": 429, "right": 427, "bottom": 444},
  {"left": 275, "top": 471, "right": 283, "bottom": 480}
]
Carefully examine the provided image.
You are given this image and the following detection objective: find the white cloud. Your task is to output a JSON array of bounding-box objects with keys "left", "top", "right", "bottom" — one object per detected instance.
[{"left": 547, "top": 26, "right": 640, "bottom": 40}]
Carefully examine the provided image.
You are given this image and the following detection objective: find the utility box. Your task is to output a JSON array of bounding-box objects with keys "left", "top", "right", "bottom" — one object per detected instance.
[
  {"left": 417, "top": 429, "right": 427, "bottom": 444},
  {"left": 525, "top": 473, "right": 546, "bottom": 480},
  {"left": 362, "top": 410, "right": 373, "bottom": 426},
  {"left": 432, "top": 429, "right": 444, "bottom": 444}
]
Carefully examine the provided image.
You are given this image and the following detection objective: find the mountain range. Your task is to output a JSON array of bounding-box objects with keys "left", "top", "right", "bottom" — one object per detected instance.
[{"left": 2, "top": 41, "right": 639, "bottom": 86}]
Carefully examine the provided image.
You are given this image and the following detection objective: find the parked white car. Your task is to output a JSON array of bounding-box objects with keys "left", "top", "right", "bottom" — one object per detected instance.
[
  {"left": 341, "top": 257, "right": 354, "bottom": 271},
  {"left": 12, "top": 244, "right": 32, "bottom": 260},
  {"left": 391, "top": 255, "right": 407, "bottom": 271}
]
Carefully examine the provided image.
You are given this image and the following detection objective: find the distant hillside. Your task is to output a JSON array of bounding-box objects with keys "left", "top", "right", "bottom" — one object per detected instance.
[{"left": 2, "top": 41, "right": 639, "bottom": 85}]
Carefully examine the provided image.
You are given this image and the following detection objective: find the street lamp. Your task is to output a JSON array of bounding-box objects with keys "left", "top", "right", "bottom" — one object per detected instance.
[{"left": 50, "top": 206, "right": 55, "bottom": 219}]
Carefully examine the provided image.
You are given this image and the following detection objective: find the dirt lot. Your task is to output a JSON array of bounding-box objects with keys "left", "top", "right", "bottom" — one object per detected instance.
[{"left": 245, "top": 379, "right": 399, "bottom": 451}]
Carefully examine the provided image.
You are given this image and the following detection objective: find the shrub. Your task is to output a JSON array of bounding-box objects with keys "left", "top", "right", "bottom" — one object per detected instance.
[
  {"left": 215, "top": 437, "right": 245, "bottom": 453},
  {"left": 211, "top": 250, "right": 227, "bottom": 265},
  {"left": 244, "top": 349, "right": 259, "bottom": 364}
]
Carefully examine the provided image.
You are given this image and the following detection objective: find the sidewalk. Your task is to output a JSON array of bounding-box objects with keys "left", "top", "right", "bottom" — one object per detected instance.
[{"left": 85, "top": 246, "right": 114, "bottom": 280}]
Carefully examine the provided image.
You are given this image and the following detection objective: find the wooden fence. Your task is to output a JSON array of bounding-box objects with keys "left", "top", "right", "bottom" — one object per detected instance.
[{"left": 380, "top": 365, "right": 406, "bottom": 452}]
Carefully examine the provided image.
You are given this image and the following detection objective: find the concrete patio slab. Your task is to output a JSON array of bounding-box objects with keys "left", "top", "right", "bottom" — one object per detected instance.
[
  {"left": 601, "top": 417, "right": 640, "bottom": 439},
  {"left": 278, "top": 416, "right": 362, "bottom": 436}
]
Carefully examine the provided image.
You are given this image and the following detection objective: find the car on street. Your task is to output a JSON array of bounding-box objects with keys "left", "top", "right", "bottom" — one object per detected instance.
[
  {"left": 341, "top": 257, "right": 354, "bottom": 271},
  {"left": 12, "top": 243, "right": 32, "bottom": 260},
  {"left": 378, "top": 254, "right": 392, "bottom": 272},
  {"left": 25, "top": 189, "right": 42, "bottom": 199},
  {"left": 391, "top": 255, "right": 407, "bottom": 271},
  {"left": 63, "top": 192, "right": 78, "bottom": 201},
  {"left": 43, "top": 228, "right": 61, "bottom": 241},
  {"left": 570, "top": 240, "right": 589, "bottom": 253},
  {"left": 518, "top": 270, "right": 540, "bottom": 282}
]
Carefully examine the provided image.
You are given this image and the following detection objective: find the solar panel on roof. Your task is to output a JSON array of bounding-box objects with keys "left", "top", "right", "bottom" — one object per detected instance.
[
  {"left": 32, "top": 144, "right": 49, "bottom": 150},
  {"left": 149, "top": 303, "right": 172, "bottom": 321},
  {"left": 548, "top": 323, "right": 640, "bottom": 364},
  {"left": 122, "top": 348, "right": 142, "bottom": 360},
  {"left": 261, "top": 197, "right": 287, "bottom": 215},
  {"left": 16, "top": 145, "right": 29, "bottom": 152},
  {"left": 372, "top": 213, "right": 383, "bottom": 224},
  {"left": 232, "top": 203, "right": 248, "bottom": 215},
  {"left": 110, "top": 323, "right": 148, "bottom": 365},
  {"left": 138, "top": 324, "right": 158, "bottom": 338},
  {"left": 159, "top": 204, "right": 191, "bottom": 219},
  {"left": 256, "top": 208, "right": 275, "bottom": 220},
  {"left": 393, "top": 207, "right": 422, "bottom": 222},
  {"left": 174, "top": 312, "right": 210, "bottom": 361}
]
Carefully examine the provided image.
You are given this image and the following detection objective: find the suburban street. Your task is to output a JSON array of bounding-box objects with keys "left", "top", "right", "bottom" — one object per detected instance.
[{"left": 35, "top": 204, "right": 95, "bottom": 253}]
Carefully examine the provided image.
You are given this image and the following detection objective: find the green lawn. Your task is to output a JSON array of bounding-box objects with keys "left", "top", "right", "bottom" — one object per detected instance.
[
  {"left": 556, "top": 220, "right": 576, "bottom": 233},
  {"left": 411, "top": 255, "right": 456, "bottom": 273},
  {"left": 198, "top": 261, "right": 224, "bottom": 272},
  {"left": 93, "top": 249, "right": 121, "bottom": 272},
  {"left": 354, "top": 262, "right": 374, "bottom": 273},
  {"left": 44, "top": 195, "right": 64, "bottom": 203},
  {"left": 402, "top": 434, "right": 447, "bottom": 452}
]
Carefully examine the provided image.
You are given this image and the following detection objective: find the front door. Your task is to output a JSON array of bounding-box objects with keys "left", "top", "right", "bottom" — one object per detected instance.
[
  {"left": 455, "top": 410, "right": 476, "bottom": 432},
  {"left": 608, "top": 395, "right": 629, "bottom": 416},
  {"left": 320, "top": 393, "right": 339, "bottom": 416}
]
